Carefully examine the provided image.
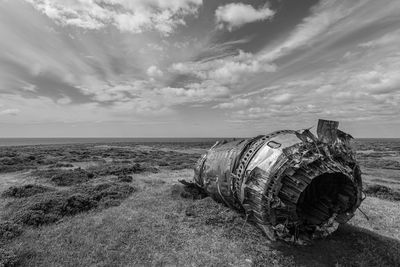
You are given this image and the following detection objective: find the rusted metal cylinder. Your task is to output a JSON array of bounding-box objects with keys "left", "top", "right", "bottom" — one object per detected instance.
[{"left": 193, "top": 120, "right": 363, "bottom": 243}]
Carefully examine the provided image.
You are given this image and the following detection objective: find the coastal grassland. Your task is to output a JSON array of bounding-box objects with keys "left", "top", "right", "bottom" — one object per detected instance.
[
  {"left": 0, "top": 142, "right": 207, "bottom": 266},
  {"left": 0, "top": 140, "right": 400, "bottom": 266}
]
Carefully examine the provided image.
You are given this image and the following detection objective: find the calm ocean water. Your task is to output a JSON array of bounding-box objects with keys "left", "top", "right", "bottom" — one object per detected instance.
[
  {"left": 0, "top": 138, "right": 222, "bottom": 147},
  {"left": 0, "top": 138, "right": 399, "bottom": 147}
]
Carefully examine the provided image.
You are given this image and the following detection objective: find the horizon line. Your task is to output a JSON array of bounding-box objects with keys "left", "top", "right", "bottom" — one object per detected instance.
[{"left": 0, "top": 137, "right": 399, "bottom": 139}]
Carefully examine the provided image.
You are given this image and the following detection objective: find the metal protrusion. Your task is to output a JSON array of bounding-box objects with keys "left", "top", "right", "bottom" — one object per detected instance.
[
  {"left": 317, "top": 119, "right": 339, "bottom": 143},
  {"left": 358, "top": 208, "right": 370, "bottom": 221}
]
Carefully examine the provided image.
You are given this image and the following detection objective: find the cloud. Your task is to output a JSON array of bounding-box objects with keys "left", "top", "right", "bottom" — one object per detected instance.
[
  {"left": 270, "top": 93, "right": 294, "bottom": 105},
  {"left": 57, "top": 96, "right": 72, "bottom": 105},
  {"left": 171, "top": 50, "right": 276, "bottom": 86},
  {"left": 0, "top": 109, "right": 20, "bottom": 116},
  {"left": 77, "top": 77, "right": 230, "bottom": 112},
  {"left": 147, "top": 43, "right": 164, "bottom": 51},
  {"left": 353, "top": 68, "right": 400, "bottom": 95},
  {"left": 146, "top": 65, "right": 164, "bottom": 78},
  {"left": 214, "top": 98, "right": 251, "bottom": 109},
  {"left": 215, "top": 3, "right": 275, "bottom": 31},
  {"left": 358, "top": 30, "right": 400, "bottom": 48},
  {"left": 2, "top": 0, "right": 400, "bottom": 137},
  {"left": 24, "top": 85, "right": 37, "bottom": 93},
  {"left": 220, "top": 0, "right": 400, "bottom": 129},
  {"left": 157, "top": 81, "right": 230, "bottom": 103},
  {"left": 24, "top": 0, "right": 203, "bottom": 35},
  {"left": 259, "top": 0, "right": 360, "bottom": 62},
  {"left": 78, "top": 80, "right": 148, "bottom": 103}
]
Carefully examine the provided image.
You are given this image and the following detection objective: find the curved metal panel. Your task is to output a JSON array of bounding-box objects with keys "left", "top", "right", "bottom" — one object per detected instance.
[{"left": 191, "top": 120, "right": 363, "bottom": 244}]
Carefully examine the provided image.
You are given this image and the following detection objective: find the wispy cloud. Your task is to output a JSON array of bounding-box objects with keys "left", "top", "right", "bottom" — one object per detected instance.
[
  {"left": 221, "top": 0, "right": 400, "bottom": 135},
  {"left": 259, "top": 0, "right": 361, "bottom": 62},
  {"left": 0, "top": 0, "right": 400, "bottom": 137}
]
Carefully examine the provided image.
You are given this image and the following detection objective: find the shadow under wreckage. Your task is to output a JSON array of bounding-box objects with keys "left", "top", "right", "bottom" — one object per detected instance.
[{"left": 183, "top": 119, "right": 364, "bottom": 245}]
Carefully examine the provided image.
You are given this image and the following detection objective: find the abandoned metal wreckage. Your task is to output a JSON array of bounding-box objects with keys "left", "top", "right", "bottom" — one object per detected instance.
[{"left": 183, "top": 119, "right": 363, "bottom": 245}]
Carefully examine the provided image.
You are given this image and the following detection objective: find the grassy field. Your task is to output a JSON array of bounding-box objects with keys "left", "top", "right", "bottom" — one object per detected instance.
[{"left": 0, "top": 140, "right": 399, "bottom": 266}]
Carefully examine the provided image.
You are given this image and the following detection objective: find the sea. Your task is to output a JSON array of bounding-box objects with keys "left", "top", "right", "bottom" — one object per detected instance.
[
  {"left": 0, "top": 137, "right": 399, "bottom": 147},
  {"left": 0, "top": 138, "right": 223, "bottom": 147}
]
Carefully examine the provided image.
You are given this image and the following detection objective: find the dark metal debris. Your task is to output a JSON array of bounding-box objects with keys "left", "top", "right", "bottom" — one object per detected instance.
[{"left": 189, "top": 119, "right": 363, "bottom": 244}]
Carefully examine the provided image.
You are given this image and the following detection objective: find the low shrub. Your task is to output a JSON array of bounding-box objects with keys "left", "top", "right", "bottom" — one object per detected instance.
[
  {"left": 2, "top": 184, "right": 54, "bottom": 198},
  {"left": 9, "top": 192, "right": 93, "bottom": 226},
  {"left": 76, "top": 183, "right": 135, "bottom": 208},
  {"left": 141, "top": 178, "right": 165, "bottom": 186},
  {"left": 156, "top": 160, "right": 169, "bottom": 167},
  {"left": 33, "top": 168, "right": 94, "bottom": 186},
  {"left": 0, "top": 157, "right": 24, "bottom": 166},
  {"left": 50, "top": 169, "right": 95, "bottom": 186},
  {"left": 7, "top": 183, "right": 135, "bottom": 226},
  {"left": 364, "top": 184, "right": 400, "bottom": 201},
  {"left": 0, "top": 164, "right": 37, "bottom": 174},
  {"left": 0, "top": 221, "right": 23, "bottom": 242},
  {"left": 359, "top": 159, "right": 400, "bottom": 170},
  {"left": 51, "top": 163, "right": 74, "bottom": 168},
  {"left": 88, "top": 163, "right": 158, "bottom": 177},
  {"left": 0, "top": 248, "right": 19, "bottom": 267},
  {"left": 117, "top": 174, "right": 133, "bottom": 183}
]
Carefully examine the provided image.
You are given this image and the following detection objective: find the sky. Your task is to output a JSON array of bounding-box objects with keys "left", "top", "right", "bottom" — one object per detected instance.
[{"left": 0, "top": 0, "right": 399, "bottom": 138}]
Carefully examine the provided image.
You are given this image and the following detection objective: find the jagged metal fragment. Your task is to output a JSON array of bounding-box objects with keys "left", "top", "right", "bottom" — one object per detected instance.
[{"left": 192, "top": 119, "right": 363, "bottom": 244}]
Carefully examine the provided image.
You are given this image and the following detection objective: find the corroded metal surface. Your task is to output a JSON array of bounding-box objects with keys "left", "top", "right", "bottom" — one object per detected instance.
[{"left": 192, "top": 119, "right": 363, "bottom": 244}]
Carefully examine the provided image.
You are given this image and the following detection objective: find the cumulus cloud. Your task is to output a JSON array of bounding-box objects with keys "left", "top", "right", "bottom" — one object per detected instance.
[
  {"left": 24, "top": 0, "right": 203, "bottom": 35},
  {"left": 0, "top": 109, "right": 20, "bottom": 116},
  {"left": 270, "top": 93, "right": 294, "bottom": 105},
  {"left": 157, "top": 81, "right": 230, "bottom": 104},
  {"left": 78, "top": 80, "right": 148, "bottom": 103},
  {"left": 146, "top": 65, "right": 164, "bottom": 78},
  {"left": 21, "top": 83, "right": 37, "bottom": 92},
  {"left": 171, "top": 50, "right": 276, "bottom": 86},
  {"left": 353, "top": 69, "right": 400, "bottom": 95},
  {"left": 57, "top": 96, "right": 72, "bottom": 105},
  {"left": 76, "top": 76, "right": 230, "bottom": 112},
  {"left": 214, "top": 98, "right": 251, "bottom": 109},
  {"left": 216, "top": 3, "right": 275, "bottom": 31}
]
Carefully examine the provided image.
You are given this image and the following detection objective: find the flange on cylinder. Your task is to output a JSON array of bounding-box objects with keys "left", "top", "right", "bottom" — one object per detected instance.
[{"left": 192, "top": 119, "right": 363, "bottom": 244}]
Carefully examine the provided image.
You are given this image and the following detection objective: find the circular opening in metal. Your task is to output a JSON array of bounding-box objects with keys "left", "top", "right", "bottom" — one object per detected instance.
[{"left": 296, "top": 173, "right": 356, "bottom": 226}]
